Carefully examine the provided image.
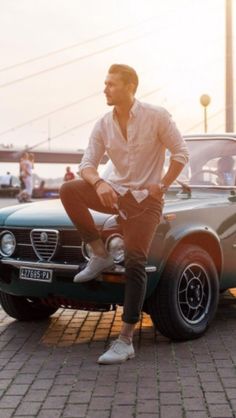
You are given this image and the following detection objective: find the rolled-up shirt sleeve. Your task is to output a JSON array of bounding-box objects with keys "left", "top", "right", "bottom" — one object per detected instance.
[
  {"left": 78, "top": 119, "right": 105, "bottom": 176},
  {"left": 158, "top": 108, "right": 189, "bottom": 166}
]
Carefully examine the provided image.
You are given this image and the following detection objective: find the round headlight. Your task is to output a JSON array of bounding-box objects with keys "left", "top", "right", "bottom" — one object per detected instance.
[
  {"left": 0, "top": 231, "right": 16, "bottom": 257},
  {"left": 106, "top": 234, "right": 124, "bottom": 263},
  {"left": 81, "top": 241, "right": 94, "bottom": 261}
]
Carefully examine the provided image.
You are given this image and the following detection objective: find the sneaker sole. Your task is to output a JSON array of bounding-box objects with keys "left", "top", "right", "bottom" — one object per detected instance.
[
  {"left": 73, "top": 264, "right": 115, "bottom": 283},
  {"left": 97, "top": 353, "right": 135, "bottom": 365}
]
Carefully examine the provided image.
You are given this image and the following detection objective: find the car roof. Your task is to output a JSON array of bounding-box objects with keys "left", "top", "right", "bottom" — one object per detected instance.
[{"left": 184, "top": 133, "right": 236, "bottom": 141}]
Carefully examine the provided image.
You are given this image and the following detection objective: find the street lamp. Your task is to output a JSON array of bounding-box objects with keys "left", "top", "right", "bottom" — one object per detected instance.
[{"left": 200, "top": 94, "right": 211, "bottom": 133}]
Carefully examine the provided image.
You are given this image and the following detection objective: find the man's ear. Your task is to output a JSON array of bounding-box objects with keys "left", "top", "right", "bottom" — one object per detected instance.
[{"left": 126, "top": 83, "right": 136, "bottom": 95}]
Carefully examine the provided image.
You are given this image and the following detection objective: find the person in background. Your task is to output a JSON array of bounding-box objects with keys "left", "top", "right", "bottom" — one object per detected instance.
[
  {"left": 60, "top": 63, "right": 189, "bottom": 365},
  {"left": 217, "top": 156, "right": 235, "bottom": 186},
  {"left": 18, "top": 152, "right": 28, "bottom": 190},
  {"left": 27, "top": 153, "right": 35, "bottom": 199},
  {"left": 64, "top": 166, "right": 75, "bottom": 182},
  {"left": 17, "top": 152, "right": 34, "bottom": 202}
]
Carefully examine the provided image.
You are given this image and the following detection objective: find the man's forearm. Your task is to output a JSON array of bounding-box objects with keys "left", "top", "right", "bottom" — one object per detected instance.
[
  {"left": 162, "top": 160, "right": 185, "bottom": 187},
  {"left": 80, "top": 167, "right": 101, "bottom": 186}
]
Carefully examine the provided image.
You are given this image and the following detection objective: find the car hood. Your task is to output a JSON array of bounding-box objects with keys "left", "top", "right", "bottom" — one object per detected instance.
[
  {"left": 0, "top": 190, "right": 227, "bottom": 229},
  {"left": 0, "top": 199, "right": 112, "bottom": 229}
]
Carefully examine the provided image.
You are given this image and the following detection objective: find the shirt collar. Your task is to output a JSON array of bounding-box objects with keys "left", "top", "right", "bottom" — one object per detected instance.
[
  {"left": 130, "top": 99, "right": 140, "bottom": 117},
  {"left": 112, "top": 99, "right": 140, "bottom": 119}
]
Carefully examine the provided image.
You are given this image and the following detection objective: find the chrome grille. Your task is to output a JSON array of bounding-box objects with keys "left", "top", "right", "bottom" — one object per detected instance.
[{"left": 30, "top": 229, "right": 59, "bottom": 261}]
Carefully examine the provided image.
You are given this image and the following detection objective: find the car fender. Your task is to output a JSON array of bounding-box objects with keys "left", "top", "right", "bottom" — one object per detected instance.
[{"left": 157, "top": 222, "right": 223, "bottom": 278}]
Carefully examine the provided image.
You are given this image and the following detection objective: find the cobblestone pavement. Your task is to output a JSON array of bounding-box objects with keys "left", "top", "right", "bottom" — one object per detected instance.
[
  {"left": 1, "top": 199, "right": 236, "bottom": 417},
  {"left": 0, "top": 290, "right": 236, "bottom": 418}
]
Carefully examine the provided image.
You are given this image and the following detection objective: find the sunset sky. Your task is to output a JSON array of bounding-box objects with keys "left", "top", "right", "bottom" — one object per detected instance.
[{"left": 0, "top": 0, "right": 235, "bottom": 157}]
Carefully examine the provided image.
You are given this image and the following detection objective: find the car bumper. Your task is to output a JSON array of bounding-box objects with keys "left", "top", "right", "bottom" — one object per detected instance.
[{"left": 0, "top": 258, "right": 157, "bottom": 283}]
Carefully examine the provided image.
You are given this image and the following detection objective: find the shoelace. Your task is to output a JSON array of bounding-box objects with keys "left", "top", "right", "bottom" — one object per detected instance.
[{"left": 109, "top": 339, "right": 128, "bottom": 354}]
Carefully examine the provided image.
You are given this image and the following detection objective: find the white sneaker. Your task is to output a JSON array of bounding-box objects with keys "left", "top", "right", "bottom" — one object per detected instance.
[
  {"left": 74, "top": 254, "right": 114, "bottom": 283},
  {"left": 97, "top": 338, "right": 135, "bottom": 365}
]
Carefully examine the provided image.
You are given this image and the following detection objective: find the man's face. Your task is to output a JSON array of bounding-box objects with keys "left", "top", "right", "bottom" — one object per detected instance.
[{"left": 104, "top": 73, "right": 131, "bottom": 106}]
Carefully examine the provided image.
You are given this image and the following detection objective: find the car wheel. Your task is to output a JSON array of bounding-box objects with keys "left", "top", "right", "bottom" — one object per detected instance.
[
  {"left": 147, "top": 244, "right": 219, "bottom": 341},
  {"left": 0, "top": 291, "right": 58, "bottom": 321}
]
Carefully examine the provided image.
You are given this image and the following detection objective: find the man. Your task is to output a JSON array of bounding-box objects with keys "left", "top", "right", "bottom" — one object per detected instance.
[
  {"left": 60, "top": 64, "right": 189, "bottom": 365},
  {"left": 17, "top": 152, "right": 34, "bottom": 203},
  {"left": 63, "top": 166, "right": 75, "bottom": 182}
]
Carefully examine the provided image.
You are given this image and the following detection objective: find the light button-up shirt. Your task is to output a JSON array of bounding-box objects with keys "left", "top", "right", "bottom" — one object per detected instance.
[{"left": 79, "top": 99, "right": 189, "bottom": 202}]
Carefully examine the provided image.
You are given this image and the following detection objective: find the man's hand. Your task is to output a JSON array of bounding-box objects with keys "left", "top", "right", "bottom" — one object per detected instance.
[
  {"left": 95, "top": 181, "right": 118, "bottom": 208},
  {"left": 146, "top": 183, "right": 165, "bottom": 199}
]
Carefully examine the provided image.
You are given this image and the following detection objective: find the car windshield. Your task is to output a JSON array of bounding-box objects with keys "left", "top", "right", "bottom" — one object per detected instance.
[
  {"left": 177, "top": 138, "right": 236, "bottom": 186},
  {"left": 100, "top": 137, "right": 236, "bottom": 187}
]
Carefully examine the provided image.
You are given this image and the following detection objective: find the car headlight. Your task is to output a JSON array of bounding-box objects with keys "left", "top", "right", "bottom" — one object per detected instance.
[
  {"left": 81, "top": 242, "right": 94, "bottom": 261},
  {"left": 0, "top": 231, "right": 16, "bottom": 257},
  {"left": 105, "top": 234, "right": 124, "bottom": 263}
]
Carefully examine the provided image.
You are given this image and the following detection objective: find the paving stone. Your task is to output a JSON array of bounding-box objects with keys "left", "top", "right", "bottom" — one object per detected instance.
[
  {"left": 111, "top": 405, "right": 135, "bottom": 418},
  {"left": 86, "top": 412, "right": 110, "bottom": 418},
  {"left": 137, "top": 400, "right": 159, "bottom": 414},
  {"left": 160, "top": 405, "right": 183, "bottom": 418},
  {"left": 37, "top": 410, "right": 62, "bottom": 418},
  {"left": 184, "top": 397, "right": 206, "bottom": 411},
  {"left": 89, "top": 396, "right": 113, "bottom": 410},
  {"left": 159, "top": 381, "right": 181, "bottom": 392},
  {"left": 93, "top": 385, "right": 115, "bottom": 396},
  {"left": 0, "top": 410, "right": 15, "bottom": 418},
  {"left": 0, "top": 379, "right": 13, "bottom": 390},
  {"left": 185, "top": 413, "right": 210, "bottom": 418},
  {"left": 198, "top": 372, "right": 219, "bottom": 382},
  {"left": 23, "top": 389, "right": 48, "bottom": 402},
  {"left": 160, "top": 392, "right": 182, "bottom": 405},
  {"left": 68, "top": 391, "right": 92, "bottom": 403},
  {"left": 13, "top": 375, "right": 35, "bottom": 385},
  {"left": 63, "top": 403, "right": 87, "bottom": 417},
  {"left": 225, "top": 388, "right": 236, "bottom": 399},
  {"left": 48, "top": 385, "right": 72, "bottom": 396},
  {"left": 200, "top": 381, "right": 224, "bottom": 392},
  {"left": 205, "top": 391, "right": 228, "bottom": 404},
  {"left": 14, "top": 401, "right": 41, "bottom": 416},
  {"left": 0, "top": 395, "right": 22, "bottom": 408},
  {"left": 114, "top": 393, "right": 136, "bottom": 405},
  {"left": 208, "top": 403, "right": 233, "bottom": 417},
  {"left": 43, "top": 395, "right": 67, "bottom": 409}
]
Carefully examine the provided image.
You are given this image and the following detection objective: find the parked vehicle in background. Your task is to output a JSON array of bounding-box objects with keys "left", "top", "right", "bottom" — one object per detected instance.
[
  {"left": 32, "top": 177, "right": 64, "bottom": 199},
  {"left": 0, "top": 173, "right": 20, "bottom": 197},
  {"left": 32, "top": 181, "right": 60, "bottom": 199},
  {"left": 0, "top": 134, "right": 235, "bottom": 341}
]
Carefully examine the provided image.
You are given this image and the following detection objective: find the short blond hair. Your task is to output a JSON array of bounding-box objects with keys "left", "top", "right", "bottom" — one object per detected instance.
[{"left": 108, "top": 64, "right": 139, "bottom": 93}]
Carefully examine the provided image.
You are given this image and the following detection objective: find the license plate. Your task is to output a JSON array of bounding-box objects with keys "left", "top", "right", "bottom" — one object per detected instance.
[{"left": 19, "top": 267, "right": 52, "bottom": 282}]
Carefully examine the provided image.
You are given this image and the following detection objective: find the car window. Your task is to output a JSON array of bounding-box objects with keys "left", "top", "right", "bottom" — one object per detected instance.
[
  {"left": 188, "top": 139, "right": 236, "bottom": 186},
  {"left": 94, "top": 139, "right": 236, "bottom": 188}
]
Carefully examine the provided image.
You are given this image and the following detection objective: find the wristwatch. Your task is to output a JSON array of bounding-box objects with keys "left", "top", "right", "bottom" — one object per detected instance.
[
  {"left": 93, "top": 178, "right": 105, "bottom": 189},
  {"left": 159, "top": 183, "right": 168, "bottom": 193}
]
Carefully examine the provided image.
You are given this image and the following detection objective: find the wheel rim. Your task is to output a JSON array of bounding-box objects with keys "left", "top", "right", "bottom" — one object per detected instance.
[{"left": 177, "top": 263, "right": 211, "bottom": 325}]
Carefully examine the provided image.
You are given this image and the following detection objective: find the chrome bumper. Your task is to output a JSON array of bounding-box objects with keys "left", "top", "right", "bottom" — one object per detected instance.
[{"left": 0, "top": 258, "right": 157, "bottom": 274}]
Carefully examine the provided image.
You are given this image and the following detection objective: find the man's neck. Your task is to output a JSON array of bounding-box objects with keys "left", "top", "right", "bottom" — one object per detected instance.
[{"left": 114, "top": 99, "right": 135, "bottom": 118}]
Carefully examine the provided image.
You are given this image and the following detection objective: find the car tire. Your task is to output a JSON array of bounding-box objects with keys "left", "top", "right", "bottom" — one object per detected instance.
[
  {"left": 0, "top": 291, "right": 58, "bottom": 321},
  {"left": 147, "top": 244, "right": 219, "bottom": 341}
]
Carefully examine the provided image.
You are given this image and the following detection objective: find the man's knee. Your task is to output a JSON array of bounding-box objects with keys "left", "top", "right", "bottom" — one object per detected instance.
[
  {"left": 60, "top": 179, "right": 84, "bottom": 202},
  {"left": 60, "top": 180, "right": 72, "bottom": 202}
]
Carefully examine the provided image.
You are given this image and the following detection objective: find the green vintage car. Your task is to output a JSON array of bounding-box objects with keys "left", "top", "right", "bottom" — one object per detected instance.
[{"left": 0, "top": 134, "right": 236, "bottom": 341}]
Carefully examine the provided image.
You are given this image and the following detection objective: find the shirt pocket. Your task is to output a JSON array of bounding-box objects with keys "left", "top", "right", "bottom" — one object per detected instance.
[
  {"left": 135, "top": 126, "right": 157, "bottom": 146},
  {"left": 134, "top": 134, "right": 157, "bottom": 153}
]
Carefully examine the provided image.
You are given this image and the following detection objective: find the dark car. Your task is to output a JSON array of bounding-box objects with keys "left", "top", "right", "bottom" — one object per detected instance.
[
  {"left": 0, "top": 173, "right": 20, "bottom": 197},
  {"left": 0, "top": 134, "right": 236, "bottom": 341},
  {"left": 32, "top": 179, "right": 61, "bottom": 199}
]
